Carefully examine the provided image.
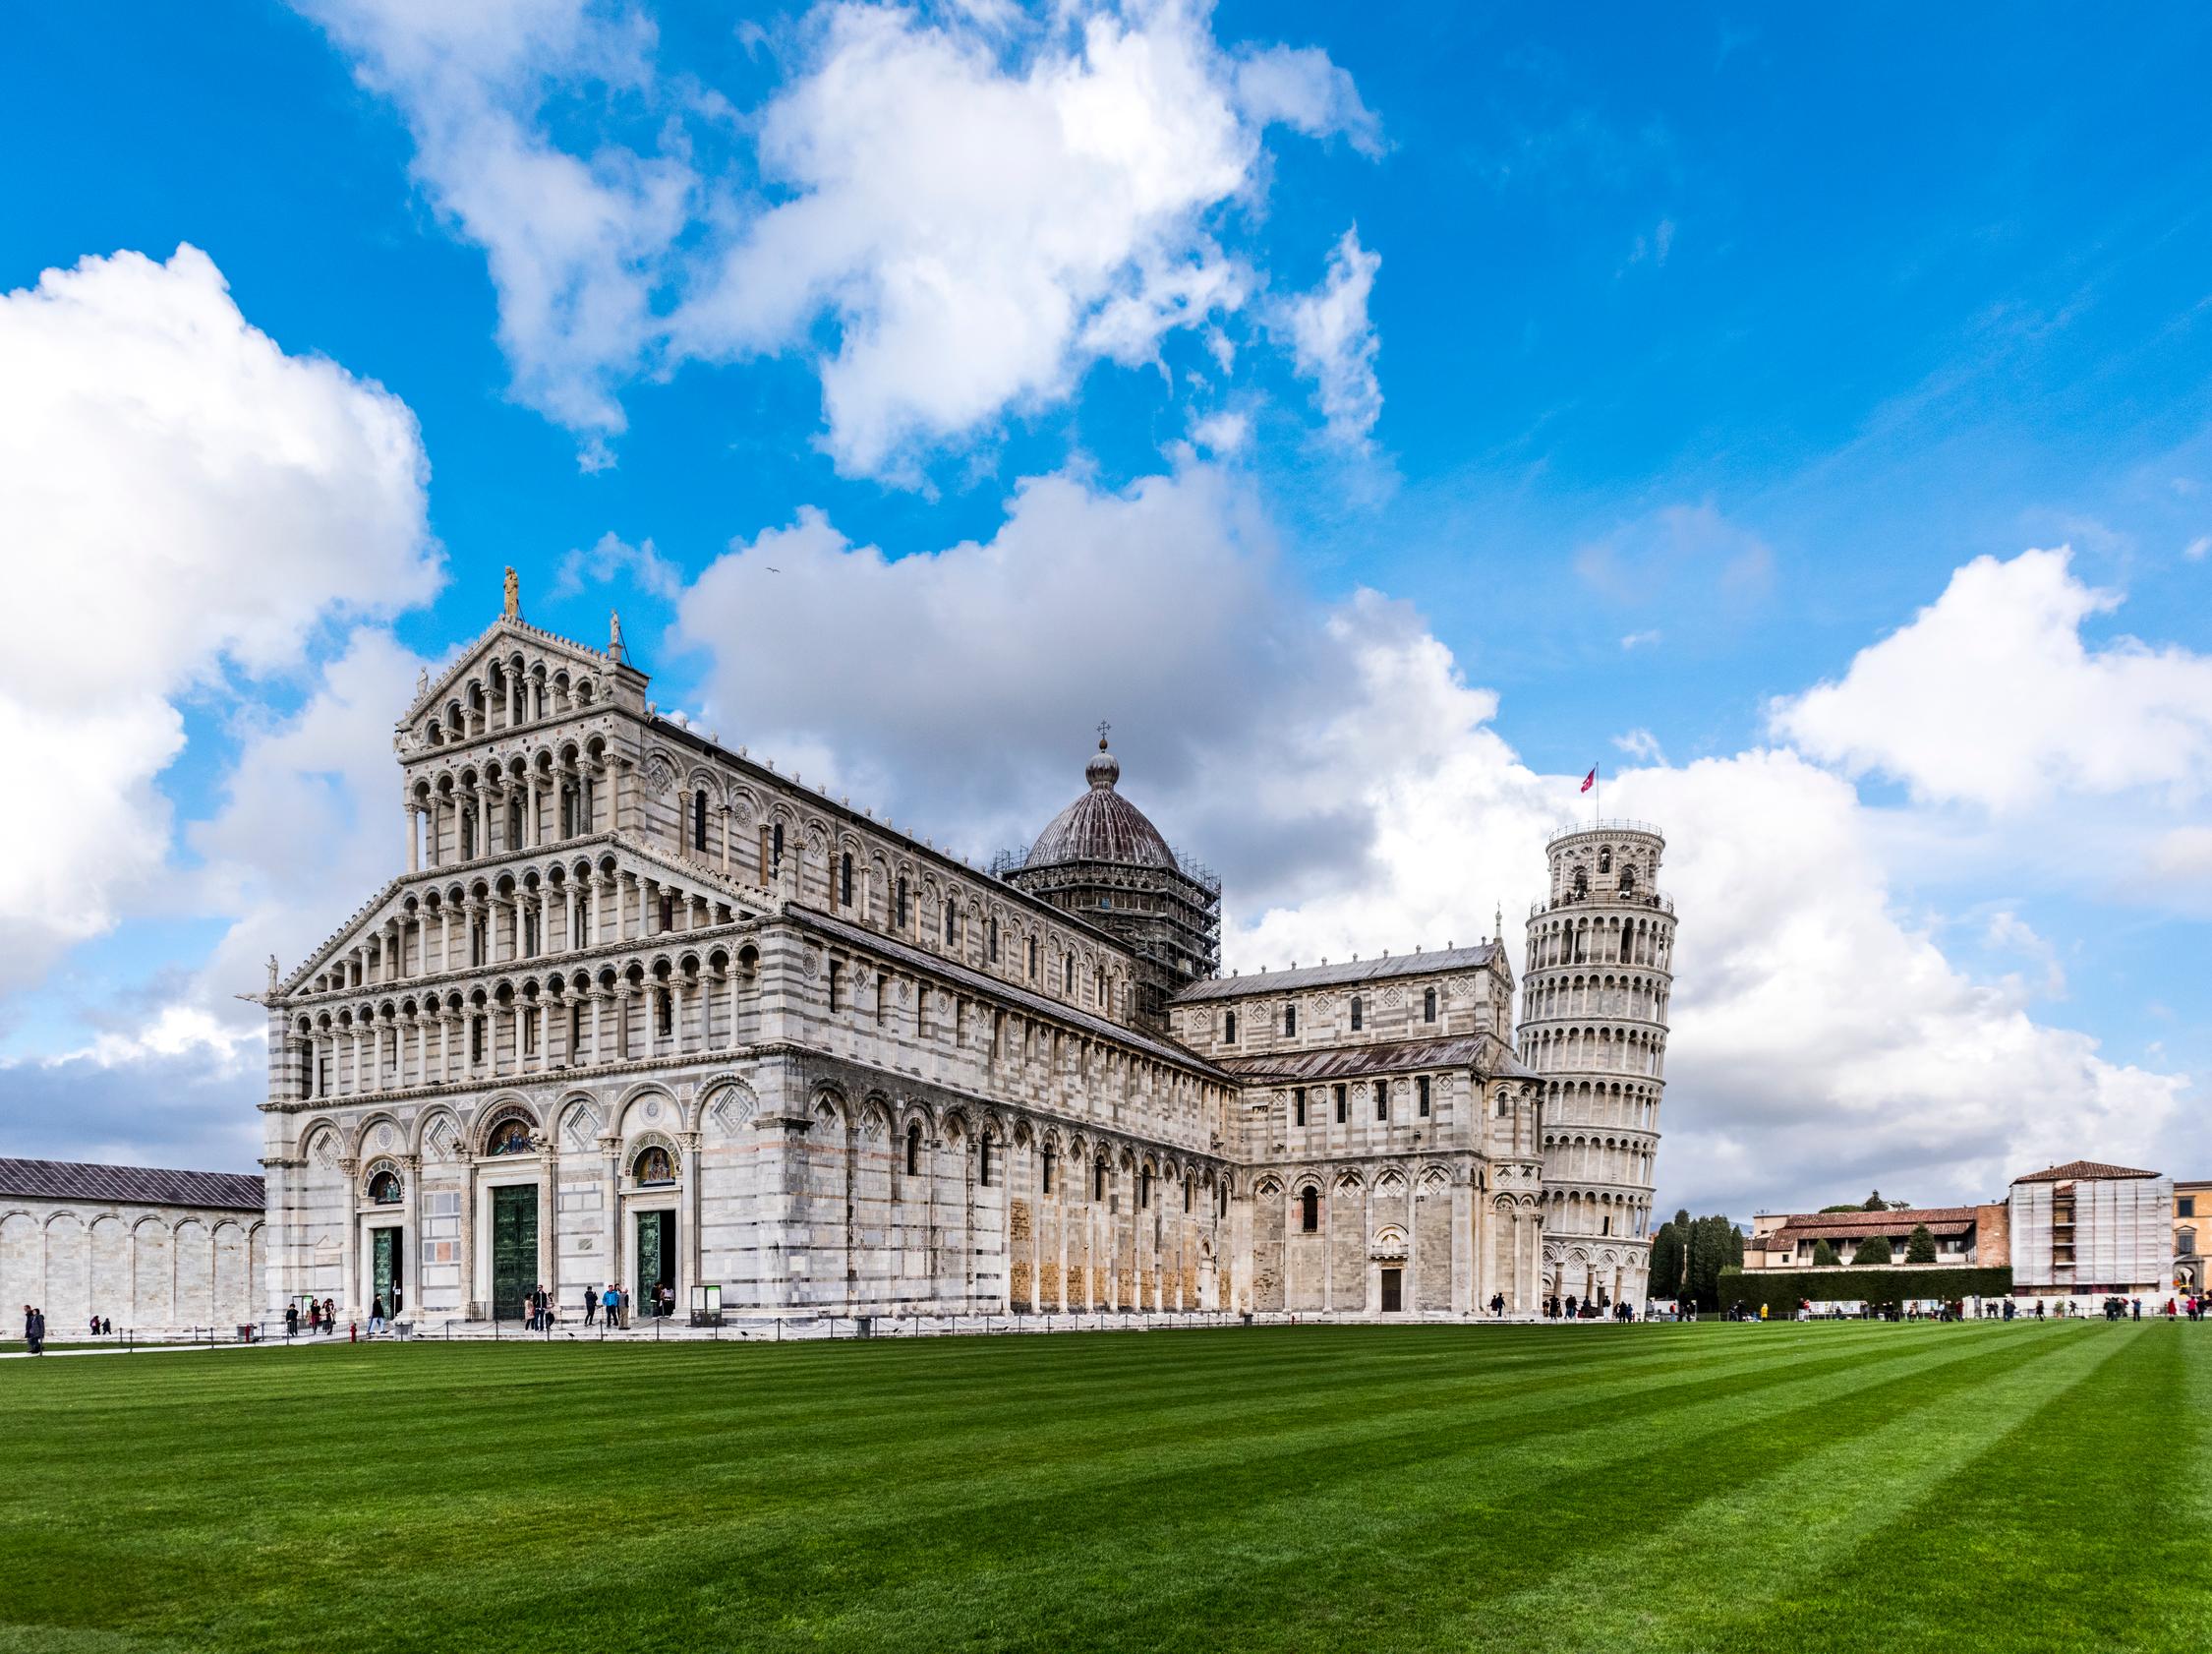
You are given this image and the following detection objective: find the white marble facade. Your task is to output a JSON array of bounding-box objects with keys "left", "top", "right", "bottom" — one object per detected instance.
[
  {"left": 1, "top": 1162, "right": 264, "bottom": 1332},
  {"left": 257, "top": 586, "right": 1669, "bottom": 1322}
]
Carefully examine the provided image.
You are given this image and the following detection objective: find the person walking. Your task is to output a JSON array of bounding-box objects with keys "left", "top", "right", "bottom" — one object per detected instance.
[
  {"left": 285, "top": 1302, "right": 299, "bottom": 1338},
  {"left": 617, "top": 1286, "right": 630, "bottom": 1329},
  {"left": 369, "top": 1296, "right": 386, "bottom": 1337},
  {"left": 582, "top": 1284, "right": 598, "bottom": 1327},
  {"left": 321, "top": 1296, "right": 336, "bottom": 1334},
  {"left": 27, "top": 1306, "right": 45, "bottom": 1356}
]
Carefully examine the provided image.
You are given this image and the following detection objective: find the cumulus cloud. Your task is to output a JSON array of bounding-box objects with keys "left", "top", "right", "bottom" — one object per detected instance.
[
  {"left": 665, "top": 466, "right": 2190, "bottom": 1214},
  {"left": 1772, "top": 547, "right": 2212, "bottom": 812},
  {"left": 0, "top": 245, "right": 440, "bottom": 993},
  {"left": 300, "top": 0, "right": 1381, "bottom": 474},
  {"left": 1281, "top": 225, "right": 1382, "bottom": 445},
  {"left": 295, "top": 0, "right": 689, "bottom": 443},
  {"left": 552, "top": 530, "right": 684, "bottom": 602}
]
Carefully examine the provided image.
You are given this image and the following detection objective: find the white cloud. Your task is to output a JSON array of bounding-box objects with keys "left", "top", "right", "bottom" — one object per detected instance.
[
  {"left": 0, "top": 245, "right": 440, "bottom": 993},
  {"left": 1191, "top": 408, "right": 1251, "bottom": 455},
  {"left": 1281, "top": 225, "right": 1382, "bottom": 445},
  {"left": 1772, "top": 547, "right": 2212, "bottom": 811},
  {"left": 666, "top": 467, "right": 2188, "bottom": 1214},
  {"left": 2184, "top": 534, "right": 2209, "bottom": 561},
  {"left": 1619, "top": 629, "right": 1661, "bottom": 651},
  {"left": 552, "top": 530, "right": 684, "bottom": 602},
  {"left": 295, "top": 0, "right": 689, "bottom": 443},
  {"left": 302, "top": 0, "right": 1380, "bottom": 475}
]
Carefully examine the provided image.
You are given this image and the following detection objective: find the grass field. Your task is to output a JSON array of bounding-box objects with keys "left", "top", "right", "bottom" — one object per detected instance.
[{"left": 3, "top": 1320, "right": 2205, "bottom": 1653}]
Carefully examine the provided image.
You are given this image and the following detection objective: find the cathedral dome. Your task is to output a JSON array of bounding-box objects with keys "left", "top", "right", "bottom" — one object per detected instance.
[{"left": 1026, "top": 738, "right": 1178, "bottom": 871}]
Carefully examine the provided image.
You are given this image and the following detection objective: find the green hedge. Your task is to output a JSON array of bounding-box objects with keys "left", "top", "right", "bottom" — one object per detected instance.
[{"left": 1718, "top": 1266, "right": 2013, "bottom": 1315}]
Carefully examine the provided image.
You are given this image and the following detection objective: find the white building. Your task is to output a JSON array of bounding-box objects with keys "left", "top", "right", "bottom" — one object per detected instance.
[
  {"left": 252, "top": 579, "right": 1672, "bottom": 1324},
  {"left": 1, "top": 1158, "right": 265, "bottom": 1332},
  {"left": 2007, "top": 1160, "right": 2173, "bottom": 1298}
]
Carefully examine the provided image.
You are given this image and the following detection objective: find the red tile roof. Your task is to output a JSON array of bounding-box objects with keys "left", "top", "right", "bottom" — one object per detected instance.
[
  {"left": 1770, "top": 1207, "right": 1978, "bottom": 1245},
  {"left": 2010, "top": 1159, "right": 2160, "bottom": 1184}
]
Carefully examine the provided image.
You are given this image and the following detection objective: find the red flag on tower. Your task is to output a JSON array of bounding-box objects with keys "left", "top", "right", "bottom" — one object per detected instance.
[{"left": 1581, "top": 765, "right": 1598, "bottom": 794}]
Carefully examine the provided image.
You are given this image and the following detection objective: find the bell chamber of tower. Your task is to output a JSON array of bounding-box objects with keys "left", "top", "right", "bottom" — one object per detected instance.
[{"left": 1515, "top": 819, "right": 1675, "bottom": 1311}]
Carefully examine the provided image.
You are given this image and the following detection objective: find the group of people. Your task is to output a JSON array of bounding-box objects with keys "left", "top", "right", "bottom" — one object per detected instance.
[
  {"left": 20, "top": 1305, "right": 47, "bottom": 1353},
  {"left": 282, "top": 1297, "right": 341, "bottom": 1337},
  {"left": 1542, "top": 1293, "right": 1636, "bottom": 1321}
]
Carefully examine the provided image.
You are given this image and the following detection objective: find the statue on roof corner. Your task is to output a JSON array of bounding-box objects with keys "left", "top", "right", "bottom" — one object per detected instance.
[
  {"left": 610, "top": 609, "right": 624, "bottom": 659},
  {"left": 266, "top": 954, "right": 279, "bottom": 993},
  {"left": 502, "top": 565, "right": 520, "bottom": 619}
]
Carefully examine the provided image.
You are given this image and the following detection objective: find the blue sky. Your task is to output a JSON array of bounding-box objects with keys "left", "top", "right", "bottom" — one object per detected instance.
[{"left": 2, "top": 1, "right": 2207, "bottom": 1214}]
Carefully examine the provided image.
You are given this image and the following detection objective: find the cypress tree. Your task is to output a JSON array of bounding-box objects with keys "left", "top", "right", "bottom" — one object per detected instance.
[
  {"left": 1812, "top": 1238, "right": 1839, "bottom": 1267},
  {"left": 1852, "top": 1235, "right": 1892, "bottom": 1266},
  {"left": 1649, "top": 1221, "right": 1683, "bottom": 1301},
  {"left": 1905, "top": 1223, "right": 1938, "bottom": 1264}
]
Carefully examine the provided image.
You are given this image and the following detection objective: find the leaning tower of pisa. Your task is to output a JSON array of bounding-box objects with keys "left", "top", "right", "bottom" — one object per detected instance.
[{"left": 1517, "top": 820, "right": 1675, "bottom": 1311}]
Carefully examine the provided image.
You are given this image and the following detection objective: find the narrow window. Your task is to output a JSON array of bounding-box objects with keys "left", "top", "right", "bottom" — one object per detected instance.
[
  {"left": 1333, "top": 1084, "right": 1347, "bottom": 1124},
  {"left": 896, "top": 878, "right": 910, "bottom": 929},
  {"left": 905, "top": 1123, "right": 921, "bottom": 1177},
  {"left": 692, "top": 789, "right": 708, "bottom": 852},
  {"left": 1183, "top": 1177, "right": 1193, "bottom": 1213},
  {"left": 839, "top": 852, "right": 853, "bottom": 908},
  {"left": 522, "top": 1011, "right": 537, "bottom": 1057},
  {"left": 470, "top": 1018, "right": 485, "bottom": 1063},
  {"left": 827, "top": 960, "right": 842, "bottom": 1013},
  {"left": 875, "top": 972, "right": 889, "bottom": 1026},
  {"left": 1300, "top": 1187, "right": 1319, "bottom": 1233},
  {"left": 1424, "top": 987, "right": 1437, "bottom": 1024},
  {"left": 1224, "top": 1010, "right": 1238, "bottom": 1044},
  {"left": 988, "top": 916, "right": 1000, "bottom": 963},
  {"left": 1064, "top": 955, "right": 1075, "bottom": 995},
  {"left": 979, "top": 1139, "right": 993, "bottom": 1188},
  {"left": 1294, "top": 1088, "right": 1307, "bottom": 1126},
  {"left": 1284, "top": 1003, "right": 1298, "bottom": 1036},
  {"left": 1042, "top": 1147, "right": 1056, "bottom": 1196},
  {"left": 1217, "top": 1180, "right": 1228, "bottom": 1217},
  {"left": 656, "top": 987, "right": 672, "bottom": 1036},
  {"left": 1350, "top": 995, "right": 1363, "bottom": 1032},
  {"left": 1094, "top": 1157, "right": 1107, "bottom": 1202},
  {"left": 1374, "top": 1080, "right": 1388, "bottom": 1122},
  {"left": 1140, "top": 1168, "right": 1152, "bottom": 1209},
  {"left": 1418, "top": 1076, "right": 1431, "bottom": 1117},
  {"left": 771, "top": 822, "right": 786, "bottom": 876},
  {"left": 945, "top": 904, "right": 958, "bottom": 945},
  {"left": 567, "top": 1002, "right": 581, "bottom": 1056},
  {"left": 1026, "top": 936, "right": 1037, "bottom": 978}
]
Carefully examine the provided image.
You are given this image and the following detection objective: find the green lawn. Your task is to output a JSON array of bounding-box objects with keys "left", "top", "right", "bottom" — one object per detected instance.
[{"left": 3, "top": 1321, "right": 2204, "bottom": 1653}]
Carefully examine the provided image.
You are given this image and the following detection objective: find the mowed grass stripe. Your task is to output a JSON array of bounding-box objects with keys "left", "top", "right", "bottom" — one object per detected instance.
[
  {"left": 11, "top": 1323, "right": 1936, "bottom": 1642},
  {"left": 1767, "top": 1322, "right": 2203, "bottom": 1654},
  {"left": 4, "top": 1324, "right": 2199, "bottom": 1654},
  {"left": 941, "top": 1325, "right": 2075, "bottom": 1654},
  {"left": 1432, "top": 1322, "right": 2132, "bottom": 1654}
]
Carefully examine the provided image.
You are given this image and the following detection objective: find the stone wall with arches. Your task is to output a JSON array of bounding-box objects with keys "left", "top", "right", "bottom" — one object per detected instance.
[{"left": 0, "top": 1189, "right": 264, "bottom": 1332}]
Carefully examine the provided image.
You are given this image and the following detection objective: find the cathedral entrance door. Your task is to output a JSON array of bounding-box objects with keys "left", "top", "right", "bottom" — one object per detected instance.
[
  {"left": 371, "top": 1226, "right": 404, "bottom": 1317},
  {"left": 492, "top": 1185, "right": 537, "bottom": 1321},
  {"left": 636, "top": 1210, "right": 674, "bottom": 1316},
  {"left": 1380, "top": 1268, "right": 1403, "bottom": 1313}
]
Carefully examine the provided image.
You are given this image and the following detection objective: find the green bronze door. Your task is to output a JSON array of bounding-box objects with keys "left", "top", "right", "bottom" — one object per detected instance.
[
  {"left": 492, "top": 1185, "right": 537, "bottom": 1321},
  {"left": 636, "top": 1210, "right": 673, "bottom": 1315},
  {"left": 372, "top": 1227, "right": 402, "bottom": 1317}
]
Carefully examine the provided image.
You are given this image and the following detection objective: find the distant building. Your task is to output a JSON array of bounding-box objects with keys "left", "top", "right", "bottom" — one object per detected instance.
[
  {"left": 1745, "top": 1204, "right": 2002, "bottom": 1270},
  {"left": 2008, "top": 1160, "right": 2172, "bottom": 1299},
  {"left": 1744, "top": 1157, "right": 2177, "bottom": 1302},
  {"left": 0, "top": 1158, "right": 265, "bottom": 1331},
  {"left": 2175, "top": 1178, "right": 2208, "bottom": 1294}
]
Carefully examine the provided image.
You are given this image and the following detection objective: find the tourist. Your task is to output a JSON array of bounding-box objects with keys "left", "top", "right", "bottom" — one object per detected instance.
[
  {"left": 2130, "top": 1298, "right": 2141, "bottom": 1322},
  {"left": 285, "top": 1303, "right": 298, "bottom": 1337},
  {"left": 602, "top": 1283, "right": 619, "bottom": 1328},
  {"left": 322, "top": 1296, "right": 336, "bottom": 1333},
  {"left": 27, "top": 1306, "right": 45, "bottom": 1355},
  {"left": 100, "top": 1317, "right": 110, "bottom": 1335},
  {"left": 1489, "top": 1292, "right": 1504, "bottom": 1317},
  {"left": 618, "top": 1286, "right": 631, "bottom": 1329},
  {"left": 307, "top": 1300, "right": 320, "bottom": 1333},
  {"left": 582, "top": 1284, "right": 597, "bottom": 1327},
  {"left": 369, "top": 1295, "right": 386, "bottom": 1337}
]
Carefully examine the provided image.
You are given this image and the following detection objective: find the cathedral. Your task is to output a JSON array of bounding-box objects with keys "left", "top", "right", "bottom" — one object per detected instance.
[{"left": 255, "top": 581, "right": 1673, "bottom": 1325}]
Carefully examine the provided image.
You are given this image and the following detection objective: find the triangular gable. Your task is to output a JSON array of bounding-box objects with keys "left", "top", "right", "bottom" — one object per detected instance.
[{"left": 398, "top": 617, "right": 642, "bottom": 747}]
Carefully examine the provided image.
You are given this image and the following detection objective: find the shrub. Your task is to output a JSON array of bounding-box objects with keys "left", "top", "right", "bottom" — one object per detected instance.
[
  {"left": 1852, "top": 1235, "right": 1893, "bottom": 1266},
  {"left": 1905, "top": 1224, "right": 1938, "bottom": 1265},
  {"left": 1811, "top": 1239, "right": 1839, "bottom": 1268},
  {"left": 1718, "top": 1267, "right": 2012, "bottom": 1316}
]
